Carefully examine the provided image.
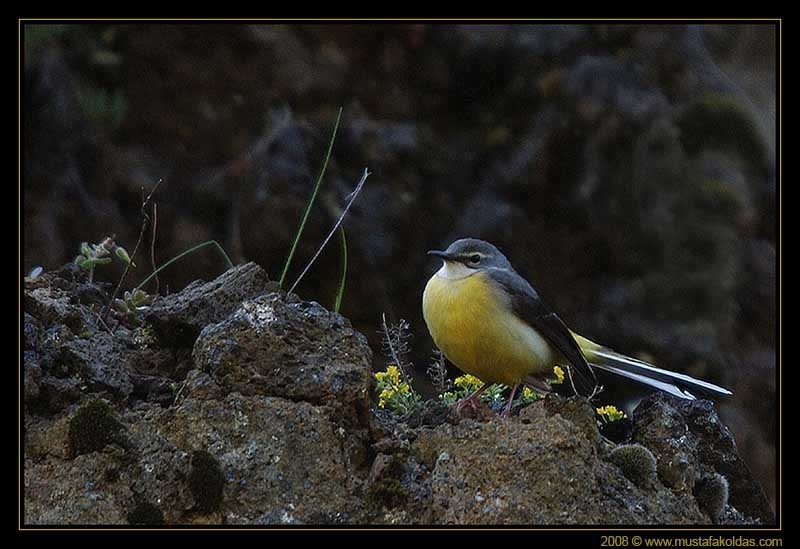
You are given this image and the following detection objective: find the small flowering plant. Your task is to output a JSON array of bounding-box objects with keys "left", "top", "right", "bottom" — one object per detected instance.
[
  {"left": 596, "top": 404, "right": 627, "bottom": 423},
  {"left": 374, "top": 365, "right": 421, "bottom": 414},
  {"left": 438, "top": 365, "right": 565, "bottom": 409},
  {"left": 552, "top": 365, "right": 565, "bottom": 385}
]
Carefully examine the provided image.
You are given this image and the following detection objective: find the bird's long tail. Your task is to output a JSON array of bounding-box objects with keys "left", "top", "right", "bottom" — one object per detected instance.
[{"left": 572, "top": 334, "right": 732, "bottom": 400}]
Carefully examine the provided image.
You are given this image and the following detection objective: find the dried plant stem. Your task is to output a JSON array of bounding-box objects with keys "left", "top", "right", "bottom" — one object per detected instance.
[
  {"left": 280, "top": 107, "right": 342, "bottom": 288},
  {"left": 150, "top": 202, "right": 159, "bottom": 294},
  {"left": 103, "top": 178, "right": 163, "bottom": 323},
  {"left": 380, "top": 313, "right": 412, "bottom": 383},
  {"left": 287, "top": 168, "right": 370, "bottom": 295}
]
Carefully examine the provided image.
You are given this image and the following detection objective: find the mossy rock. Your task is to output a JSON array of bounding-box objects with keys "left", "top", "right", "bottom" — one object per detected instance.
[
  {"left": 127, "top": 501, "right": 165, "bottom": 525},
  {"left": 68, "top": 399, "right": 124, "bottom": 457},
  {"left": 694, "top": 472, "right": 729, "bottom": 522},
  {"left": 189, "top": 450, "right": 224, "bottom": 513},
  {"left": 367, "top": 478, "right": 407, "bottom": 509},
  {"left": 607, "top": 443, "right": 658, "bottom": 489}
]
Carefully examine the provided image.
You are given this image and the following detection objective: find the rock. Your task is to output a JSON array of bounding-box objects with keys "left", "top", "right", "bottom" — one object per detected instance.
[
  {"left": 193, "top": 293, "right": 372, "bottom": 420},
  {"left": 145, "top": 262, "right": 277, "bottom": 347},
  {"left": 67, "top": 399, "right": 126, "bottom": 458},
  {"left": 61, "top": 333, "right": 133, "bottom": 398},
  {"left": 24, "top": 450, "right": 134, "bottom": 525},
  {"left": 24, "top": 351, "right": 42, "bottom": 401},
  {"left": 24, "top": 278, "right": 94, "bottom": 335},
  {"left": 21, "top": 264, "right": 769, "bottom": 526},
  {"left": 36, "top": 376, "right": 83, "bottom": 413},
  {"left": 632, "top": 394, "right": 773, "bottom": 523},
  {"left": 408, "top": 402, "right": 705, "bottom": 525},
  {"left": 126, "top": 394, "right": 364, "bottom": 524},
  {"left": 24, "top": 312, "right": 40, "bottom": 350}
]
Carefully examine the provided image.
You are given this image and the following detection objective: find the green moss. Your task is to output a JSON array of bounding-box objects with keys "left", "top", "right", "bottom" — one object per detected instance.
[
  {"left": 68, "top": 400, "right": 124, "bottom": 457},
  {"left": 677, "top": 93, "right": 767, "bottom": 171},
  {"left": 608, "top": 443, "right": 658, "bottom": 489},
  {"left": 189, "top": 450, "right": 224, "bottom": 513},
  {"left": 127, "top": 501, "right": 165, "bottom": 525},
  {"left": 694, "top": 472, "right": 729, "bottom": 522},
  {"left": 367, "top": 478, "right": 407, "bottom": 509}
]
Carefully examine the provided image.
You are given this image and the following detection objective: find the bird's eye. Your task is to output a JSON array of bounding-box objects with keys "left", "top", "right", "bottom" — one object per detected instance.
[{"left": 469, "top": 254, "right": 481, "bottom": 265}]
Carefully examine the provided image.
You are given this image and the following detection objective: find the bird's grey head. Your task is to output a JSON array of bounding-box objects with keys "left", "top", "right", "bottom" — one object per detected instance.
[{"left": 428, "top": 238, "right": 512, "bottom": 279}]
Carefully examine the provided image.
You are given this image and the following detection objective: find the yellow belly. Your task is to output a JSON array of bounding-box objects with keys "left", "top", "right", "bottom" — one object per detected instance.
[{"left": 422, "top": 271, "right": 555, "bottom": 385}]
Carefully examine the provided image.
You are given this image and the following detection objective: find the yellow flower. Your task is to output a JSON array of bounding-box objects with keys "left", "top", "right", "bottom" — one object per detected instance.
[
  {"left": 385, "top": 365, "right": 401, "bottom": 384},
  {"left": 596, "top": 405, "right": 626, "bottom": 422},
  {"left": 454, "top": 374, "right": 484, "bottom": 391},
  {"left": 522, "top": 387, "right": 535, "bottom": 399},
  {"left": 552, "top": 366, "right": 565, "bottom": 385}
]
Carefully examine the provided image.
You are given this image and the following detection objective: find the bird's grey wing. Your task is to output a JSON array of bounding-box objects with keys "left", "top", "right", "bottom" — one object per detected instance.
[{"left": 488, "top": 268, "right": 597, "bottom": 395}]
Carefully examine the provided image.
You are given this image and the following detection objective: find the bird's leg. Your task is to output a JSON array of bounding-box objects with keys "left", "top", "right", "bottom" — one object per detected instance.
[
  {"left": 501, "top": 383, "right": 520, "bottom": 417},
  {"left": 452, "top": 383, "right": 491, "bottom": 414}
]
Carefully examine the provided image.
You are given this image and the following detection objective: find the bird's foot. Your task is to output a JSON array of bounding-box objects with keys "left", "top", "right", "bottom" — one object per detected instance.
[
  {"left": 449, "top": 383, "right": 491, "bottom": 415},
  {"left": 499, "top": 383, "right": 520, "bottom": 417}
]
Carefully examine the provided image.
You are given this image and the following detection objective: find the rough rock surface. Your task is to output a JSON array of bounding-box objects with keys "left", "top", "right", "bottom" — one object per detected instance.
[
  {"left": 145, "top": 261, "right": 278, "bottom": 347},
  {"left": 193, "top": 293, "right": 373, "bottom": 419},
  {"left": 408, "top": 402, "right": 705, "bottom": 525},
  {"left": 632, "top": 394, "right": 773, "bottom": 523},
  {"left": 23, "top": 265, "right": 772, "bottom": 525}
]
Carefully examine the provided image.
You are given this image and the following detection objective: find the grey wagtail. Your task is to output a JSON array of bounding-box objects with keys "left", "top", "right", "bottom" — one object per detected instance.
[{"left": 422, "top": 238, "right": 731, "bottom": 415}]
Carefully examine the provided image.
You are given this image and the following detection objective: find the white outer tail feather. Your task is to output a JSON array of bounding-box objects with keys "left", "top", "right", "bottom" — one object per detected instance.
[{"left": 588, "top": 348, "right": 732, "bottom": 400}]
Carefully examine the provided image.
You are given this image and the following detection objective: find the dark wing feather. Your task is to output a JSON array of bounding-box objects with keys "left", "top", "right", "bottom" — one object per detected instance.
[{"left": 489, "top": 268, "right": 597, "bottom": 395}]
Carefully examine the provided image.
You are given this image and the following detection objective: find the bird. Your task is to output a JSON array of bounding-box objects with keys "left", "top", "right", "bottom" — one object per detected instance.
[{"left": 422, "top": 238, "right": 731, "bottom": 415}]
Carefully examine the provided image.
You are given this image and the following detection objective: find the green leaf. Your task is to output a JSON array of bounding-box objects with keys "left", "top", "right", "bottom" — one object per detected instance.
[
  {"left": 115, "top": 246, "right": 134, "bottom": 266},
  {"left": 279, "top": 107, "right": 342, "bottom": 288}
]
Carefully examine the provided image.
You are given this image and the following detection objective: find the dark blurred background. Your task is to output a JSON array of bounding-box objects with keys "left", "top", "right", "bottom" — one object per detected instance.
[{"left": 22, "top": 23, "right": 776, "bottom": 507}]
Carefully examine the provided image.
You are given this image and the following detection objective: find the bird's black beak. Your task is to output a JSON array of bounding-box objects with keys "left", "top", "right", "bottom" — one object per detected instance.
[{"left": 427, "top": 250, "right": 454, "bottom": 261}]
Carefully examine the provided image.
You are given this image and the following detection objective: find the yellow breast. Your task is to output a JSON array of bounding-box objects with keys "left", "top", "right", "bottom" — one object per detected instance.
[{"left": 422, "top": 270, "right": 555, "bottom": 385}]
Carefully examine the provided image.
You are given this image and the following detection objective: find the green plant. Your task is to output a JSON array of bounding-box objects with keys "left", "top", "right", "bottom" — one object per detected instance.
[
  {"left": 74, "top": 236, "right": 133, "bottom": 282},
  {"left": 608, "top": 443, "right": 658, "bottom": 489},
  {"left": 68, "top": 399, "right": 124, "bottom": 457},
  {"left": 439, "top": 373, "right": 547, "bottom": 409},
  {"left": 596, "top": 404, "right": 627, "bottom": 424},
  {"left": 112, "top": 289, "right": 154, "bottom": 326},
  {"left": 134, "top": 240, "right": 233, "bottom": 292},
  {"left": 374, "top": 365, "right": 421, "bottom": 414},
  {"left": 279, "top": 107, "right": 342, "bottom": 288},
  {"left": 188, "top": 450, "right": 224, "bottom": 513},
  {"left": 277, "top": 106, "right": 370, "bottom": 312}
]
